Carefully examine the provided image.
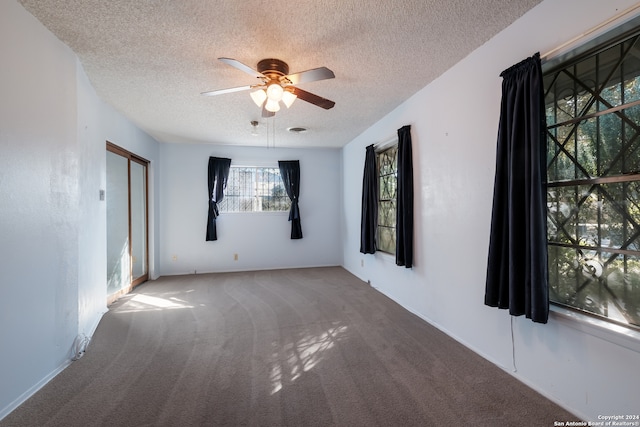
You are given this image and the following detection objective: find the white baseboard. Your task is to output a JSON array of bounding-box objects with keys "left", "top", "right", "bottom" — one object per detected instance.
[
  {"left": 1, "top": 311, "right": 106, "bottom": 422},
  {"left": 0, "top": 359, "right": 72, "bottom": 422}
]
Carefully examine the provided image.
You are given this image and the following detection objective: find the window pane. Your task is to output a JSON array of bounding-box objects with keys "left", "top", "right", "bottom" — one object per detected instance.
[
  {"left": 549, "top": 245, "right": 640, "bottom": 328},
  {"left": 548, "top": 182, "right": 640, "bottom": 249},
  {"left": 380, "top": 174, "right": 397, "bottom": 200},
  {"left": 378, "top": 200, "right": 396, "bottom": 227},
  {"left": 219, "top": 167, "right": 290, "bottom": 212},
  {"left": 603, "top": 181, "right": 640, "bottom": 251},
  {"left": 624, "top": 73, "right": 640, "bottom": 105},
  {"left": 378, "top": 146, "right": 397, "bottom": 176},
  {"left": 547, "top": 187, "right": 578, "bottom": 245},
  {"left": 377, "top": 225, "right": 396, "bottom": 254},
  {"left": 106, "top": 151, "right": 130, "bottom": 295},
  {"left": 377, "top": 144, "right": 398, "bottom": 254},
  {"left": 545, "top": 66, "right": 596, "bottom": 127},
  {"left": 547, "top": 126, "right": 577, "bottom": 181},
  {"left": 623, "top": 117, "right": 640, "bottom": 174},
  {"left": 130, "top": 161, "right": 147, "bottom": 280}
]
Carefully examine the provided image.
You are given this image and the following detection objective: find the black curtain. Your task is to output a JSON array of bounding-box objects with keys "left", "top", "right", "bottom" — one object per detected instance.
[
  {"left": 485, "top": 52, "right": 549, "bottom": 324},
  {"left": 278, "top": 160, "right": 303, "bottom": 239},
  {"left": 360, "top": 144, "right": 378, "bottom": 254},
  {"left": 396, "top": 125, "right": 414, "bottom": 268},
  {"left": 206, "top": 156, "right": 231, "bottom": 241}
]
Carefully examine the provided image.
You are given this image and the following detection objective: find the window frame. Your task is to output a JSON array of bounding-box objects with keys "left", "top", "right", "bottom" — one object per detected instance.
[
  {"left": 542, "top": 16, "right": 640, "bottom": 334},
  {"left": 375, "top": 138, "right": 399, "bottom": 255}
]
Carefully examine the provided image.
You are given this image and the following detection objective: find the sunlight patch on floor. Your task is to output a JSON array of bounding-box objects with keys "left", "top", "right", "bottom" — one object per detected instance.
[
  {"left": 116, "top": 293, "right": 194, "bottom": 313},
  {"left": 270, "top": 324, "right": 348, "bottom": 395}
]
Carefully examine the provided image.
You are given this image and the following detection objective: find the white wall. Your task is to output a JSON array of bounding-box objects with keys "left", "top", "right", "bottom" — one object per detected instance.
[
  {"left": 159, "top": 143, "right": 342, "bottom": 275},
  {"left": 0, "top": 0, "right": 80, "bottom": 417},
  {"left": 0, "top": 1, "right": 160, "bottom": 418},
  {"left": 341, "top": 0, "right": 640, "bottom": 421}
]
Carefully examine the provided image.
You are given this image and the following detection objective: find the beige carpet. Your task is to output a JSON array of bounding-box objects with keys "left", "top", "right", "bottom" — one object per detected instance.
[{"left": 1, "top": 267, "right": 575, "bottom": 426}]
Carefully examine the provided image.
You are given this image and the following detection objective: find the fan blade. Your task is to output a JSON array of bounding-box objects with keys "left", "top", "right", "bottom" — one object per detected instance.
[
  {"left": 284, "top": 67, "right": 335, "bottom": 85},
  {"left": 219, "top": 57, "right": 265, "bottom": 79},
  {"left": 201, "top": 85, "right": 254, "bottom": 96},
  {"left": 290, "top": 87, "right": 335, "bottom": 109}
]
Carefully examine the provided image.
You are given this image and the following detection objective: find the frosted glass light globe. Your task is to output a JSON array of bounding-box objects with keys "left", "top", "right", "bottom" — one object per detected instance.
[{"left": 266, "top": 83, "right": 284, "bottom": 102}]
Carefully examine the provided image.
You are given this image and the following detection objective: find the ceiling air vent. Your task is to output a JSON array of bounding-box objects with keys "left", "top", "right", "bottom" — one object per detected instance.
[{"left": 287, "top": 127, "right": 308, "bottom": 134}]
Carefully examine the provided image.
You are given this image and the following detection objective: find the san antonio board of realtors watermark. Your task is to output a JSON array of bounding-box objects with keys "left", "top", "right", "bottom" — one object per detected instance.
[{"left": 554, "top": 415, "right": 640, "bottom": 426}]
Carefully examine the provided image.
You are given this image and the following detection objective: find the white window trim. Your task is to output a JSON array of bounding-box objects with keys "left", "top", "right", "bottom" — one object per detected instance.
[
  {"left": 541, "top": 4, "right": 640, "bottom": 62},
  {"left": 374, "top": 135, "right": 398, "bottom": 151},
  {"left": 550, "top": 305, "right": 640, "bottom": 353}
]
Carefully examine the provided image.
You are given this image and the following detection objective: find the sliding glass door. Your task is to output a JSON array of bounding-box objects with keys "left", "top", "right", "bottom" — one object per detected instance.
[{"left": 106, "top": 142, "right": 148, "bottom": 303}]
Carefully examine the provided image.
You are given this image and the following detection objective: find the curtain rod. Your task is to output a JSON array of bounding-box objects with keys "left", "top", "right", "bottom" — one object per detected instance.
[{"left": 542, "top": 3, "right": 640, "bottom": 60}]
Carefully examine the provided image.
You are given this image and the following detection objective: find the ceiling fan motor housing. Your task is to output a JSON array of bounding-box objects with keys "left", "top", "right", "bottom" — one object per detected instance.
[{"left": 257, "top": 58, "right": 289, "bottom": 77}]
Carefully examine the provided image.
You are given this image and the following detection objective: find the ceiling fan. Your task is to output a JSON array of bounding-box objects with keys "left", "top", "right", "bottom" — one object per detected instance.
[{"left": 201, "top": 58, "right": 335, "bottom": 117}]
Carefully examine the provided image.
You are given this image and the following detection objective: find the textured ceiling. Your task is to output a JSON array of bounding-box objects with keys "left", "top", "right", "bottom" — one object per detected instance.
[{"left": 18, "top": 0, "right": 542, "bottom": 148}]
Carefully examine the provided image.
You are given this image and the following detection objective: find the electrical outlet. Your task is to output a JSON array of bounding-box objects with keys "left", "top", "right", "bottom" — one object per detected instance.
[
  {"left": 172, "top": 255, "right": 177, "bottom": 261},
  {"left": 234, "top": 253, "right": 238, "bottom": 261}
]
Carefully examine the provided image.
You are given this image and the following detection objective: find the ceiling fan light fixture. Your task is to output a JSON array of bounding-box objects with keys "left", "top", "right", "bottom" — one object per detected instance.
[
  {"left": 205, "top": 58, "right": 335, "bottom": 114},
  {"left": 266, "top": 82, "right": 284, "bottom": 102},
  {"left": 282, "top": 90, "right": 297, "bottom": 108},
  {"left": 250, "top": 89, "right": 267, "bottom": 107},
  {"left": 265, "top": 98, "right": 280, "bottom": 113}
]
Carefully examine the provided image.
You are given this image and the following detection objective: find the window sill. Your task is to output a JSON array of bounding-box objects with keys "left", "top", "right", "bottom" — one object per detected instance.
[{"left": 550, "top": 304, "right": 640, "bottom": 353}]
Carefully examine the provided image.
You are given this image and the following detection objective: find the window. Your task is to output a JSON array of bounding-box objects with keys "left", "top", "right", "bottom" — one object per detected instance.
[
  {"left": 219, "top": 166, "right": 291, "bottom": 212},
  {"left": 377, "top": 144, "right": 398, "bottom": 254},
  {"left": 544, "top": 25, "right": 640, "bottom": 330}
]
